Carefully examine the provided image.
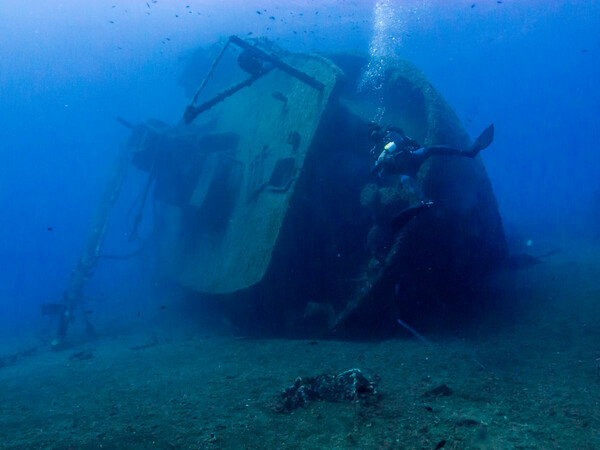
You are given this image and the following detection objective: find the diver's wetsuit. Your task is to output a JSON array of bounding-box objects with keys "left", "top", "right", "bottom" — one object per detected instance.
[{"left": 372, "top": 124, "right": 494, "bottom": 178}]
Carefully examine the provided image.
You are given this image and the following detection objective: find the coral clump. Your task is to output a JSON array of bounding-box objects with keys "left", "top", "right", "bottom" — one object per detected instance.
[
  {"left": 275, "top": 368, "right": 377, "bottom": 413},
  {"left": 360, "top": 183, "right": 380, "bottom": 209}
]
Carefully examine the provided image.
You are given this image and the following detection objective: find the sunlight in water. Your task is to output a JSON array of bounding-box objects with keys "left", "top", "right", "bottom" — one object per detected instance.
[
  {"left": 358, "top": 0, "right": 401, "bottom": 121},
  {"left": 358, "top": 0, "right": 430, "bottom": 122},
  {"left": 359, "top": 0, "right": 399, "bottom": 91}
]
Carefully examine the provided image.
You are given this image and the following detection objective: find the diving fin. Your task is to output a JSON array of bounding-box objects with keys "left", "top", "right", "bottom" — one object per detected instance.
[
  {"left": 390, "top": 201, "right": 434, "bottom": 234},
  {"left": 468, "top": 123, "right": 494, "bottom": 156}
]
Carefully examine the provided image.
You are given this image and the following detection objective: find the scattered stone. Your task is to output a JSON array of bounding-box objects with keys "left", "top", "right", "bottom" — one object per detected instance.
[
  {"left": 455, "top": 418, "right": 481, "bottom": 427},
  {"left": 276, "top": 368, "right": 376, "bottom": 413},
  {"left": 130, "top": 335, "right": 158, "bottom": 351},
  {"left": 0, "top": 345, "right": 41, "bottom": 369},
  {"left": 434, "top": 440, "right": 447, "bottom": 449},
  {"left": 422, "top": 383, "right": 452, "bottom": 398},
  {"left": 69, "top": 350, "right": 93, "bottom": 361}
]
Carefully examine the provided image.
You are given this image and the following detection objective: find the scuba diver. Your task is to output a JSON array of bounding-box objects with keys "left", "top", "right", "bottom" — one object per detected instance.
[
  {"left": 370, "top": 123, "right": 495, "bottom": 178},
  {"left": 367, "top": 123, "right": 494, "bottom": 234}
]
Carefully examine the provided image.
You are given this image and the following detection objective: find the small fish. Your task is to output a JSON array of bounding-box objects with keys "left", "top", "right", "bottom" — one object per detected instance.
[
  {"left": 109, "top": 20, "right": 114, "bottom": 23},
  {"left": 256, "top": 10, "right": 261, "bottom": 14},
  {"left": 582, "top": 49, "right": 588, "bottom": 53},
  {"left": 160, "top": 305, "right": 167, "bottom": 310},
  {"left": 269, "top": 16, "right": 275, "bottom": 20},
  {"left": 497, "top": 0, "right": 502, "bottom": 3},
  {"left": 146, "top": 2, "right": 150, "bottom": 8},
  {"left": 86, "top": 310, "right": 94, "bottom": 314},
  {"left": 47, "top": 227, "right": 53, "bottom": 231},
  {"left": 247, "top": 31, "right": 253, "bottom": 36},
  {"left": 471, "top": 3, "right": 475, "bottom": 7}
]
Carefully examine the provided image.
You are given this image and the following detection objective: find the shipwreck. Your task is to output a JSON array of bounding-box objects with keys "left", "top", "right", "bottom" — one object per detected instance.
[{"left": 52, "top": 36, "right": 508, "bottom": 344}]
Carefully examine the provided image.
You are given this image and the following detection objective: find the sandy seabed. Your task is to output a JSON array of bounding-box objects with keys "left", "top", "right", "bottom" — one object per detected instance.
[{"left": 1, "top": 242, "right": 599, "bottom": 449}]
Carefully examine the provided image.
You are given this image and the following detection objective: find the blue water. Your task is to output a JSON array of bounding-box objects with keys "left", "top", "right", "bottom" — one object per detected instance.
[
  {"left": 1, "top": 0, "right": 598, "bottom": 348},
  {"left": 1, "top": 0, "right": 598, "bottom": 329},
  {"left": 1, "top": 1, "right": 600, "bottom": 447}
]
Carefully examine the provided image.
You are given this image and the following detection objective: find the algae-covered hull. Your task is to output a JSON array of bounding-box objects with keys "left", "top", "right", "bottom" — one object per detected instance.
[{"left": 153, "top": 46, "right": 341, "bottom": 294}]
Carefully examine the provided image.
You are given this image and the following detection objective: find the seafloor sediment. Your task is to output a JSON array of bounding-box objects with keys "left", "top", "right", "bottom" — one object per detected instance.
[{"left": 1, "top": 241, "right": 599, "bottom": 449}]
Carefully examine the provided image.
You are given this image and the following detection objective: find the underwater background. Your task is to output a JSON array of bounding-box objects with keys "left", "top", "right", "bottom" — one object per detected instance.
[{"left": 1, "top": 0, "right": 600, "bottom": 448}]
